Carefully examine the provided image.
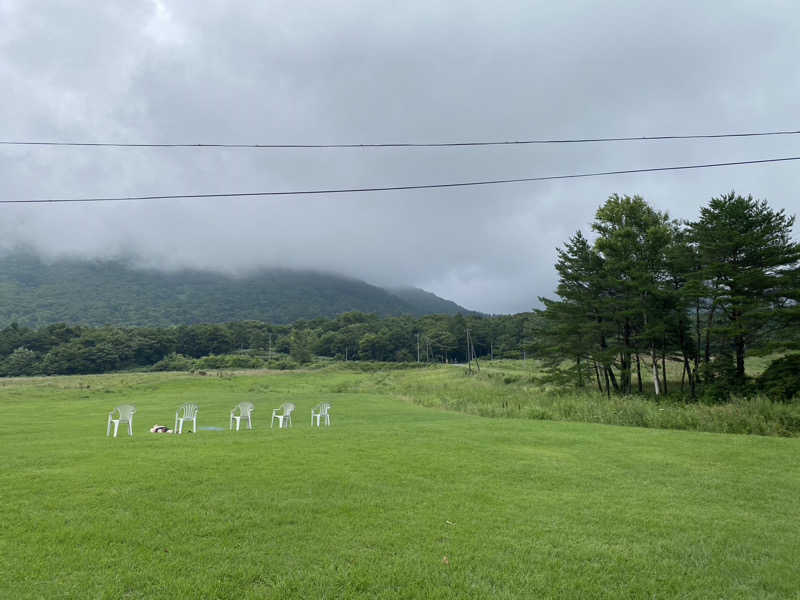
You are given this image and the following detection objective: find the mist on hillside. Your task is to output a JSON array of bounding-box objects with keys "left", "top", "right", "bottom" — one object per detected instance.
[{"left": 2, "top": 1, "right": 799, "bottom": 313}]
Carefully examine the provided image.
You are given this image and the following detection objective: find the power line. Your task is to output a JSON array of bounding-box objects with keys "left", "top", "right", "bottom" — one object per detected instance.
[
  {"left": 1, "top": 129, "right": 799, "bottom": 150},
  {"left": 2, "top": 155, "right": 799, "bottom": 204}
]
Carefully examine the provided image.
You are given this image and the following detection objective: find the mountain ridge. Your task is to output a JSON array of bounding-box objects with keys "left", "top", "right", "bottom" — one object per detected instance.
[{"left": 0, "top": 252, "right": 476, "bottom": 327}]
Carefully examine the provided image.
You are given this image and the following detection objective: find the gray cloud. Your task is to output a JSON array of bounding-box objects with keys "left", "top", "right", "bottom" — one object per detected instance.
[{"left": 1, "top": 0, "right": 799, "bottom": 313}]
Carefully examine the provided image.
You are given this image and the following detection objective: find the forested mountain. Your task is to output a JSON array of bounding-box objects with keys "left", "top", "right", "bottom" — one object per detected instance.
[
  {"left": 386, "top": 286, "right": 475, "bottom": 316},
  {"left": 0, "top": 252, "right": 476, "bottom": 327}
]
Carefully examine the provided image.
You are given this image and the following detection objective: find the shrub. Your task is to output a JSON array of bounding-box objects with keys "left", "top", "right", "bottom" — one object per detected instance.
[
  {"left": 151, "top": 353, "right": 195, "bottom": 372},
  {"left": 266, "top": 357, "right": 299, "bottom": 370},
  {"left": 758, "top": 354, "right": 800, "bottom": 402},
  {"left": 227, "top": 355, "right": 265, "bottom": 369}
]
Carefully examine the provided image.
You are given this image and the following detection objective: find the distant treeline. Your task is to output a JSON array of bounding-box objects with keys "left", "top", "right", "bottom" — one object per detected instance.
[{"left": 0, "top": 312, "right": 538, "bottom": 377}]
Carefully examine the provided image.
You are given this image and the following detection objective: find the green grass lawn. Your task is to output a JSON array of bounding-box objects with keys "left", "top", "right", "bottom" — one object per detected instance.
[{"left": 2, "top": 369, "right": 799, "bottom": 598}]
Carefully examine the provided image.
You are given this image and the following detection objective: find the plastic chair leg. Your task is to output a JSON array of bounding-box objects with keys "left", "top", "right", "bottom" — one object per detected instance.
[
  {"left": 113, "top": 421, "right": 119, "bottom": 437},
  {"left": 128, "top": 421, "right": 133, "bottom": 436}
]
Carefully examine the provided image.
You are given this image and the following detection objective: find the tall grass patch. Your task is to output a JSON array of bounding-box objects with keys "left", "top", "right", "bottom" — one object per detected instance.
[{"left": 352, "top": 361, "right": 800, "bottom": 436}]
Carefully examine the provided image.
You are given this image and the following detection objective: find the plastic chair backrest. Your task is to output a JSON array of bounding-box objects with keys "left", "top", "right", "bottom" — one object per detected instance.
[
  {"left": 115, "top": 404, "right": 136, "bottom": 420},
  {"left": 237, "top": 402, "right": 254, "bottom": 416},
  {"left": 178, "top": 403, "right": 199, "bottom": 418},
  {"left": 283, "top": 402, "right": 295, "bottom": 416}
]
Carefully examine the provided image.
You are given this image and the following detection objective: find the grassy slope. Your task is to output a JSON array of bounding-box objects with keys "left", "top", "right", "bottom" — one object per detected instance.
[{"left": 1, "top": 369, "right": 799, "bottom": 598}]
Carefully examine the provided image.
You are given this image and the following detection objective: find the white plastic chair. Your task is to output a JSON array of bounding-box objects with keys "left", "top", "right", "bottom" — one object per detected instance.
[
  {"left": 311, "top": 402, "right": 331, "bottom": 427},
  {"left": 230, "top": 402, "right": 254, "bottom": 431},
  {"left": 175, "top": 403, "right": 199, "bottom": 434},
  {"left": 107, "top": 404, "right": 136, "bottom": 437},
  {"left": 271, "top": 402, "right": 295, "bottom": 428}
]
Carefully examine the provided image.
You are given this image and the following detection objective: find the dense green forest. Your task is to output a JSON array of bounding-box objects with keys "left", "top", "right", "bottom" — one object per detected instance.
[
  {"left": 0, "top": 253, "right": 476, "bottom": 327},
  {"left": 0, "top": 311, "right": 536, "bottom": 376}
]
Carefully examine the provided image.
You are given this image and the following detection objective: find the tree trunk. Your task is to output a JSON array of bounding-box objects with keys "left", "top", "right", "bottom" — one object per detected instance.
[
  {"left": 623, "top": 319, "right": 632, "bottom": 394},
  {"left": 651, "top": 345, "right": 661, "bottom": 396},
  {"left": 635, "top": 352, "right": 643, "bottom": 393},
  {"left": 594, "top": 361, "right": 604, "bottom": 393},
  {"left": 680, "top": 361, "right": 686, "bottom": 391},
  {"left": 704, "top": 301, "right": 717, "bottom": 380},
  {"left": 694, "top": 299, "right": 701, "bottom": 378},
  {"left": 735, "top": 334, "right": 746, "bottom": 381},
  {"left": 682, "top": 353, "right": 695, "bottom": 399},
  {"left": 607, "top": 366, "right": 619, "bottom": 392},
  {"left": 661, "top": 343, "right": 668, "bottom": 396},
  {"left": 619, "top": 352, "right": 631, "bottom": 394},
  {"left": 678, "top": 321, "right": 686, "bottom": 392}
]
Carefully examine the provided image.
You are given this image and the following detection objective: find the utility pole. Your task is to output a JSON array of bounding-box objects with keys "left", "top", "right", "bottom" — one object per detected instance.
[
  {"left": 466, "top": 328, "right": 480, "bottom": 374},
  {"left": 472, "top": 332, "right": 480, "bottom": 372},
  {"left": 466, "top": 328, "right": 472, "bottom": 373}
]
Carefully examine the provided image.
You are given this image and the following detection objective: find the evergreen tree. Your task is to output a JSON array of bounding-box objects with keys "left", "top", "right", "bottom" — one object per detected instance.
[
  {"left": 537, "top": 230, "right": 612, "bottom": 391},
  {"left": 592, "top": 194, "right": 676, "bottom": 394},
  {"left": 690, "top": 192, "right": 800, "bottom": 381}
]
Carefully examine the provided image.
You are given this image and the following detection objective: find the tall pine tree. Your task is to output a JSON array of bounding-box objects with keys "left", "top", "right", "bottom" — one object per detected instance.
[{"left": 690, "top": 192, "right": 800, "bottom": 381}]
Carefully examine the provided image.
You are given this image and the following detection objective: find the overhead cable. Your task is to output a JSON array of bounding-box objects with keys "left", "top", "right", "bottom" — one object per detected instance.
[
  {"left": 3, "top": 155, "right": 799, "bottom": 204},
  {"left": 1, "top": 129, "right": 799, "bottom": 149}
]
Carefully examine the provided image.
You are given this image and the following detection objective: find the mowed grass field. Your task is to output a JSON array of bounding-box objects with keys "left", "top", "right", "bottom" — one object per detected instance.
[{"left": 2, "top": 368, "right": 799, "bottom": 599}]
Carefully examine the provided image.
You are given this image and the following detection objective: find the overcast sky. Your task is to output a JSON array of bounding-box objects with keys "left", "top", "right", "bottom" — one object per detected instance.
[{"left": 1, "top": 1, "right": 799, "bottom": 314}]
